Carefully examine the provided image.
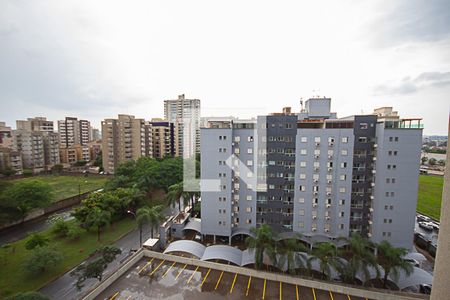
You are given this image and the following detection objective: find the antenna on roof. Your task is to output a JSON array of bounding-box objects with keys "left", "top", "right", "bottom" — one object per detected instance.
[{"left": 300, "top": 98, "right": 304, "bottom": 112}]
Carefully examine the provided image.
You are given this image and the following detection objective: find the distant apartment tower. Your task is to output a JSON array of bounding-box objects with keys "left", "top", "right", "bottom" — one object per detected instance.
[
  {"left": 201, "top": 98, "right": 422, "bottom": 249},
  {"left": 101, "top": 114, "right": 152, "bottom": 174},
  {"left": 149, "top": 118, "right": 175, "bottom": 158},
  {"left": 0, "top": 147, "right": 23, "bottom": 175},
  {"left": 13, "top": 117, "right": 60, "bottom": 171},
  {"left": 164, "top": 94, "right": 200, "bottom": 157},
  {"left": 58, "top": 117, "right": 91, "bottom": 148},
  {"left": 0, "top": 122, "right": 13, "bottom": 148},
  {"left": 91, "top": 128, "right": 101, "bottom": 141}
]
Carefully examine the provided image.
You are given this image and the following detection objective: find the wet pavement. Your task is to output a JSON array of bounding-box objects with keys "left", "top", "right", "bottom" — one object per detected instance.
[{"left": 95, "top": 258, "right": 371, "bottom": 300}]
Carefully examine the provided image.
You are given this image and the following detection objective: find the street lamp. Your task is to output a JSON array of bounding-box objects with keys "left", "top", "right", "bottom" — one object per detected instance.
[
  {"left": 127, "top": 210, "right": 141, "bottom": 248},
  {"left": 78, "top": 179, "right": 88, "bottom": 200}
]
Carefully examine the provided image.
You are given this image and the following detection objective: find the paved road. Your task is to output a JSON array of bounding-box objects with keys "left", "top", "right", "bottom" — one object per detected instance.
[
  {"left": 0, "top": 207, "right": 75, "bottom": 246},
  {"left": 39, "top": 205, "right": 179, "bottom": 300}
]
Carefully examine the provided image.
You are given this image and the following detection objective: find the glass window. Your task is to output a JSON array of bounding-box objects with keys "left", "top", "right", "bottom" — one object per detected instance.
[{"left": 301, "top": 137, "right": 307, "bottom": 143}]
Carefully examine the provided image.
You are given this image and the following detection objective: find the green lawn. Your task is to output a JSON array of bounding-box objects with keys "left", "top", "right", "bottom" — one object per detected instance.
[
  {"left": 6, "top": 175, "right": 108, "bottom": 202},
  {"left": 417, "top": 175, "right": 444, "bottom": 220},
  {"left": 0, "top": 218, "right": 137, "bottom": 299}
]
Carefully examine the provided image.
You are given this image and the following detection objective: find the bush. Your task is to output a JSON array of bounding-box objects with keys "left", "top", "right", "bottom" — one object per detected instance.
[
  {"left": 67, "top": 226, "right": 82, "bottom": 240},
  {"left": 23, "top": 246, "right": 63, "bottom": 275},
  {"left": 25, "top": 233, "right": 49, "bottom": 250},
  {"left": 22, "top": 169, "right": 33, "bottom": 177},
  {"left": 5, "top": 292, "right": 50, "bottom": 300},
  {"left": 51, "top": 218, "right": 70, "bottom": 237}
]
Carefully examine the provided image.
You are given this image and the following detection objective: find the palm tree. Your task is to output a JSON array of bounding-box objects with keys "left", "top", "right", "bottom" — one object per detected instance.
[
  {"left": 338, "top": 234, "right": 379, "bottom": 285},
  {"left": 377, "top": 240, "right": 414, "bottom": 288},
  {"left": 86, "top": 208, "right": 111, "bottom": 241},
  {"left": 166, "top": 182, "right": 190, "bottom": 212},
  {"left": 309, "top": 242, "right": 341, "bottom": 280},
  {"left": 276, "top": 238, "right": 310, "bottom": 275},
  {"left": 136, "top": 205, "right": 165, "bottom": 245},
  {"left": 245, "top": 225, "right": 277, "bottom": 269}
]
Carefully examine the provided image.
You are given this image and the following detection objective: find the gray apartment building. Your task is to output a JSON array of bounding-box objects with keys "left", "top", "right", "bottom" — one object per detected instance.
[
  {"left": 58, "top": 117, "right": 91, "bottom": 148},
  {"left": 200, "top": 98, "right": 422, "bottom": 249}
]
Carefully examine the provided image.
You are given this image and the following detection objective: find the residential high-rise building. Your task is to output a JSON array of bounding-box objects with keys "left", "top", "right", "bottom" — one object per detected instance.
[
  {"left": 0, "top": 147, "right": 23, "bottom": 175},
  {"left": 164, "top": 94, "right": 200, "bottom": 157},
  {"left": 101, "top": 114, "right": 152, "bottom": 174},
  {"left": 149, "top": 118, "right": 175, "bottom": 159},
  {"left": 58, "top": 117, "right": 91, "bottom": 148},
  {"left": 13, "top": 117, "right": 60, "bottom": 171},
  {"left": 91, "top": 127, "right": 101, "bottom": 141},
  {"left": 200, "top": 98, "right": 422, "bottom": 249},
  {"left": 0, "top": 122, "right": 13, "bottom": 148}
]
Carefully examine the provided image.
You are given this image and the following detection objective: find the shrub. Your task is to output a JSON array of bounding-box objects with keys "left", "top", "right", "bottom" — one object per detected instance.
[
  {"left": 51, "top": 218, "right": 70, "bottom": 237},
  {"left": 23, "top": 246, "right": 63, "bottom": 275},
  {"left": 67, "top": 226, "right": 82, "bottom": 240},
  {"left": 24, "top": 233, "right": 49, "bottom": 250}
]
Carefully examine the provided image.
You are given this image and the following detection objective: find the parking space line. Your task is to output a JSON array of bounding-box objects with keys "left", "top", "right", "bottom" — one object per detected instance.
[
  {"left": 329, "top": 290, "right": 334, "bottom": 300},
  {"left": 246, "top": 276, "right": 252, "bottom": 296},
  {"left": 200, "top": 268, "right": 212, "bottom": 287},
  {"left": 126, "top": 296, "right": 131, "bottom": 300},
  {"left": 187, "top": 266, "right": 200, "bottom": 284},
  {"left": 347, "top": 295, "right": 351, "bottom": 300},
  {"left": 229, "top": 273, "right": 238, "bottom": 294},
  {"left": 162, "top": 261, "right": 176, "bottom": 278},
  {"left": 215, "top": 271, "right": 224, "bottom": 290},
  {"left": 149, "top": 259, "right": 166, "bottom": 276},
  {"left": 296, "top": 285, "right": 299, "bottom": 300},
  {"left": 175, "top": 264, "right": 187, "bottom": 280},
  {"left": 312, "top": 288, "right": 317, "bottom": 300},
  {"left": 279, "top": 281, "right": 282, "bottom": 300},
  {"left": 138, "top": 258, "right": 154, "bottom": 274},
  {"left": 109, "top": 292, "right": 119, "bottom": 300},
  {"left": 262, "top": 278, "right": 267, "bottom": 299}
]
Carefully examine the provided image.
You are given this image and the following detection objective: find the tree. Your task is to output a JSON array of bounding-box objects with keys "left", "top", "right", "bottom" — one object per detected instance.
[
  {"left": 67, "top": 226, "right": 83, "bottom": 240},
  {"left": 5, "top": 292, "right": 50, "bottom": 300},
  {"left": 50, "top": 217, "right": 70, "bottom": 237},
  {"left": 51, "top": 164, "right": 64, "bottom": 174},
  {"left": 0, "top": 180, "right": 53, "bottom": 223},
  {"left": 1, "top": 167, "right": 16, "bottom": 177},
  {"left": 23, "top": 247, "right": 62, "bottom": 275},
  {"left": 166, "top": 182, "right": 189, "bottom": 211},
  {"left": 438, "top": 159, "right": 446, "bottom": 167},
  {"left": 85, "top": 208, "right": 111, "bottom": 241},
  {"left": 428, "top": 158, "right": 437, "bottom": 166},
  {"left": 337, "top": 234, "right": 379, "bottom": 285},
  {"left": 377, "top": 241, "right": 414, "bottom": 288},
  {"left": 70, "top": 246, "right": 121, "bottom": 290},
  {"left": 136, "top": 205, "right": 164, "bottom": 244},
  {"left": 276, "top": 238, "right": 310, "bottom": 275},
  {"left": 309, "top": 242, "right": 341, "bottom": 280},
  {"left": 421, "top": 156, "right": 428, "bottom": 165},
  {"left": 245, "top": 225, "right": 277, "bottom": 269},
  {"left": 25, "top": 233, "right": 50, "bottom": 250}
]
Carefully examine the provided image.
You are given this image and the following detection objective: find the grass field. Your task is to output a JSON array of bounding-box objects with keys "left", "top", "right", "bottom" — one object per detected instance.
[
  {"left": 5, "top": 175, "right": 108, "bottom": 202},
  {"left": 417, "top": 175, "right": 444, "bottom": 220},
  {"left": 0, "top": 218, "right": 136, "bottom": 299}
]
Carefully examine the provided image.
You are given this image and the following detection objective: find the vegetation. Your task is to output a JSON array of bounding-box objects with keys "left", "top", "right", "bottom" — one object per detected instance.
[
  {"left": 310, "top": 242, "right": 341, "bottom": 280},
  {"left": 245, "top": 225, "right": 277, "bottom": 269},
  {"left": 377, "top": 241, "right": 413, "bottom": 288},
  {"left": 22, "top": 246, "right": 63, "bottom": 275},
  {"left": 24, "top": 233, "right": 50, "bottom": 250},
  {"left": 0, "top": 180, "right": 53, "bottom": 224},
  {"left": 0, "top": 218, "right": 136, "bottom": 298},
  {"left": 5, "top": 292, "right": 50, "bottom": 300},
  {"left": 70, "top": 246, "right": 121, "bottom": 290},
  {"left": 85, "top": 208, "right": 111, "bottom": 241},
  {"left": 417, "top": 175, "right": 444, "bottom": 220},
  {"left": 136, "top": 205, "right": 164, "bottom": 245}
]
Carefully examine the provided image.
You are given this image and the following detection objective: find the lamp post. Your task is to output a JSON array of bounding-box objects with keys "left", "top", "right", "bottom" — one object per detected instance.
[
  {"left": 78, "top": 179, "right": 88, "bottom": 200},
  {"left": 127, "top": 210, "right": 141, "bottom": 248}
]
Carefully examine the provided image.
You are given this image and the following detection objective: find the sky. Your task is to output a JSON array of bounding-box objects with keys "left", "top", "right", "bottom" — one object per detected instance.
[{"left": 0, "top": 0, "right": 449, "bottom": 135}]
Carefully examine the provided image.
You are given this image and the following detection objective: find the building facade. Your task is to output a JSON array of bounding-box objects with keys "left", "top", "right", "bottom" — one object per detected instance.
[
  {"left": 164, "top": 94, "right": 200, "bottom": 157},
  {"left": 0, "top": 122, "right": 13, "bottom": 148},
  {"left": 149, "top": 119, "right": 175, "bottom": 159},
  {"left": 200, "top": 98, "right": 422, "bottom": 249},
  {"left": 58, "top": 117, "right": 91, "bottom": 148},
  {"left": 101, "top": 114, "right": 152, "bottom": 174},
  {"left": 0, "top": 147, "right": 23, "bottom": 175}
]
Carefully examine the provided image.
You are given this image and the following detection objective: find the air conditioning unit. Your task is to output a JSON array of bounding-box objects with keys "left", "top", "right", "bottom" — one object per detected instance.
[
  {"left": 369, "top": 207, "right": 374, "bottom": 212},
  {"left": 315, "top": 142, "right": 320, "bottom": 147},
  {"left": 373, "top": 156, "right": 377, "bottom": 161},
  {"left": 329, "top": 142, "right": 334, "bottom": 147},
  {"left": 312, "top": 203, "right": 318, "bottom": 208},
  {"left": 324, "top": 228, "right": 330, "bottom": 233},
  {"left": 313, "top": 179, "right": 319, "bottom": 183},
  {"left": 312, "top": 228, "right": 317, "bottom": 232},
  {"left": 326, "top": 204, "right": 331, "bottom": 208},
  {"left": 314, "top": 167, "right": 320, "bottom": 171},
  {"left": 370, "top": 195, "right": 374, "bottom": 200},
  {"left": 231, "top": 142, "right": 235, "bottom": 146},
  {"left": 327, "top": 180, "right": 332, "bottom": 184},
  {"left": 313, "top": 191, "right": 319, "bottom": 196},
  {"left": 328, "top": 155, "right": 333, "bottom": 159},
  {"left": 367, "top": 232, "right": 372, "bottom": 237},
  {"left": 371, "top": 182, "right": 375, "bottom": 187},
  {"left": 314, "top": 155, "right": 320, "bottom": 159},
  {"left": 373, "top": 143, "right": 378, "bottom": 148},
  {"left": 327, "top": 167, "right": 332, "bottom": 172},
  {"left": 231, "top": 223, "right": 235, "bottom": 228},
  {"left": 326, "top": 216, "right": 331, "bottom": 220},
  {"left": 231, "top": 212, "right": 235, "bottom": 217},
  {"left": 327, "top": 192, "right": 332, "bottom": 196}
]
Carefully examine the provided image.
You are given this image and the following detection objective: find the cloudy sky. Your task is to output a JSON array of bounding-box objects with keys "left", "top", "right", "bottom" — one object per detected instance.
[{"left": 0, "top": 0, "right": 449, "bottom": 134}]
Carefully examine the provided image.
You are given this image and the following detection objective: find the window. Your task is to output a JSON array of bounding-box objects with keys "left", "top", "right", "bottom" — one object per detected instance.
[
  {"left": 339, "top": 211, "right": 345, "bottom": 218},
  {"left": 298, "top": 197, "right": 305, "bottom": 203},
  {"left": 246, "top": 219, "right": 252, "bottom": 224},
  {"left": 358, "top": 137, "right": 367, "bottom": 143},
  {"left": 299, "top": 185, "right": 306, "bottom": 191},
  {"left": 341, "top": 149, "right": 348, "bottom": 156},
  {"left": 328, "top": 137, "right": 335, "bottom": 143},
  {"left": 300, "top": 149, "right": 307, "bottom": 155},
  {"left": 299, "top": 173, "right": 306, "bottom": 179},
  {"left": 339, "top": 199, "right": 345, "bottom": 205},
  {"left": 393, "top": 151, "right": 398, "bottom": 156},
  {"left": 385, "top": 192, "right": 389, "bottom": 197},
  {"left": 390, "top": 205, "right": 394, "bottom": 210},
  {"left": 298, "top": 222, "right": 304, "bottom": 228},
  {"left": 392, "top": 178, "right": 396, "bottom": 183},
  {"left": 314, "top": 137, "right": 321, "bottom": 143},
  {"left": 269, "top": 184, "right": 275, "bottom": 189},
  {"left": 360, "top": 123, "right": 368, "bottom": 129},
  {"left": 387, "top": 164, "right": 391, "bottom": 169},
  {"left": 234, "top": 136, "right": 240, "bottom": 142},
  {"left": 339, "top": 187, "right": 346, "bottom": 193},
  {"left": 247, "top": 172, "right": 253, "bottom": 178},
  {"left": 393, "top": 164, "right": 397, "bottom": 169},
  {"left": 340, "top": 174, "right": 346, "bottom": 181},
  {"left": 389, "top": 137, "right": 393, "bottom": 142},
  {"left": 234, "top": 148, "right": 240, "bottom": 154},
  {"left": 394, "top": 137, "right": 399, "bottom": 142},
  {"left": 300, "top": 161, "right": 306, "bottom": 167},
  {"left": 339, "top": 224, "right": 344, "bottom": 230},
  {"left": 390, "top": 192, "right": 395, "bottom": 197},
  {"left": 340, "top": 162, "right": 347, "bottom": 168},
  {"left": 384, "top": 205, "right": 388, "bottom": 210},
  {"left": 247, "top": 148, "right": 253, "bottom": 154},
  {"left": 388, "top": 151, "right": 392, "bottom": 156},
  {"left": 246, "top": 195, "right": 252, "bottom": 201},
  {"left": 314, "top": 149, "right": 320, "bottom": 155},
  {"left": 313, "top": 174, "right": 319, "bottom": 180},
  {"left": 299, "top": 209, "right": 305, "bottom": 216},
  {"left": 301, "top": 137, "right": 307, "bottom": 143},
  {"left": 246, "top": 160, "right": 253, "bottom": 166},
  {"left": 386, "top": 178, "right": 390, "bottom": 183},
  {"left": 342, "top": 137, "right": 348, "bottom": 143},
  {"left": 246, "top": 207, "right": 252, "bottom": 213}
]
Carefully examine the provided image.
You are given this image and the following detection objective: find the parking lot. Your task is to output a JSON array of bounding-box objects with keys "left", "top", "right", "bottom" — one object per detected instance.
[{"left": 95, "top": 258, "right": 371, "bottom": 300}]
